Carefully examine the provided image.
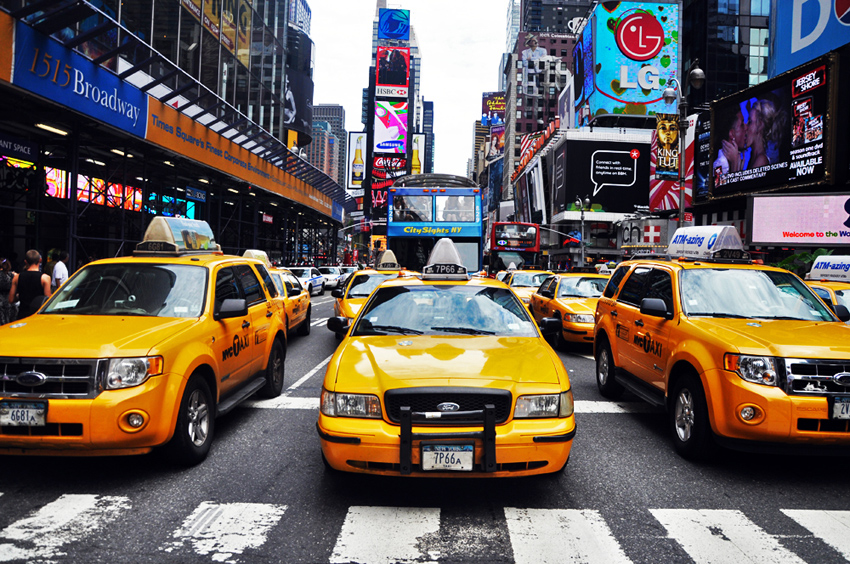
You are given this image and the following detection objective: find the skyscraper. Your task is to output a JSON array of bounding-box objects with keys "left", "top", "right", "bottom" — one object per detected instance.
[
  {"left": 423, "top": 100, "right": 435, "bottom": 173},
  {"left": 313, "top": 104, "right": 347, "bottom": 184}
]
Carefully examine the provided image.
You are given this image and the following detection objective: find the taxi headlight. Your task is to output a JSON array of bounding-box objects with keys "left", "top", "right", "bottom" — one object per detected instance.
[
  {"left": 514, "top": 393, "right": 563, "bottom": 418},
  {"left": 565, "top": 314, "right": 594, "bottom": 324},
  {"left": 320, "top": 389, "right": 382, "bottom": 418},
  {"left": 724, "top": 354, "right": 778, "bottom": 387},
  {"left": 106, "top": 357, "right": 163, "bottom": 389}
]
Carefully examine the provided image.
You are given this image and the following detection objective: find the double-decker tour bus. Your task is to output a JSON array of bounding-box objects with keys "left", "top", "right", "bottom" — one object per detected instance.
[
  {"left": 489, "top": 221, "right": 541, "bottom": 271},
  {"left": 386, "top": 174, "right": 483, "bottom": 273}
]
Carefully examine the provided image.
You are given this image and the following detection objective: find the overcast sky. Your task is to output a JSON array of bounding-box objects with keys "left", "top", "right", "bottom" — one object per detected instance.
[{"left": 310, "top": 1, "right": 507, "bottom": 178}]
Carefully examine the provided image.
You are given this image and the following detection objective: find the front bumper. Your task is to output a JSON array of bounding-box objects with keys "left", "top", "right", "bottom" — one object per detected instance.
[
  {"left": 561, "top": 321, "right": 595, "bottom": 343},
  {"left": 317, "top": 409, "right": 575, "bottom": 477}
]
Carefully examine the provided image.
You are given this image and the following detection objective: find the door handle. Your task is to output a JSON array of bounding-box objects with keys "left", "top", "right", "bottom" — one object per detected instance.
[
  {"left": 634, "top": 319, "right": 644, "bottom": 327},
  {"left": 610, "top": 310, "right": 618, "bottom": 317},
  {"left": 242, "top": 320, "right": 250, "bottom": 329},
  {"left": 266, "top": 311, "right": 273, "bottom": 318}
]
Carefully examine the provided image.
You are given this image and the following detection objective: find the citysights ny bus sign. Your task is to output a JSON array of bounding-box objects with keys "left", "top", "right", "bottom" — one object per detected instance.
[{"left": 576, "top": 2, "right": 679, "bottom": 120}]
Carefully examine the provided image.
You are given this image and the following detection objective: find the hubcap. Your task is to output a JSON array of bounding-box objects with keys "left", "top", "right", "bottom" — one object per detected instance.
[
  {"left": 272, "top": 347, "right": 284, "bottom": 387},
  {"left": 675, "top": 389, "right": 694, "bottom": 442},
  {"left": 187, "top": 389, "right": 210, "bottom": 447},
  {"left": 598, "top": 350, "right": 609, "bottom": 385}
]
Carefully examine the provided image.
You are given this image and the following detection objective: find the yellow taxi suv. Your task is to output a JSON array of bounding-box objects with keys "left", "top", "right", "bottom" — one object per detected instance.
[
  {"left": 530, "top": 273, "right": 610, "bottom": 349},
  {"left": 805, "top": 256, "right": 850, "bottom": 323},
  {"left": 504, "top": 269, "right": 554, "bottom": 308},
  {"left": 594, "top": 226, "right": 850, "bottom": 459},
  {"left": 0, "top": 218, "right": 289, "bottom": 465},
  {"left": 320, "top": 239, "right": 575, "bottom": 477}
]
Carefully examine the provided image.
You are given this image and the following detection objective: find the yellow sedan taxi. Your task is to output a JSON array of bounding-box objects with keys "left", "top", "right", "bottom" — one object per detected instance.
[
  {"left": 269, "top": 267, "right": 312, "bottom": 336},
  {"left": 530, "top": 273, "right": 610, "bottom": 349},
  {"left": 805, "top": 256, "right": 850, "bottom": 322},
  {"left": 504, "top": 269, "right": 554, "bottom": 308},
  {"left": 320, "top": 239, "right": 575, "bottom": 477}
]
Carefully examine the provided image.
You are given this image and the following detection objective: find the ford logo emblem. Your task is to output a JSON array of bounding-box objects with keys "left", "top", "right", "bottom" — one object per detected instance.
[
  {"left": 16, "top": 371, "right": 47, "bottom": 387},
  {"left": 833, "top": 372, "right": 850, "bottom": 386},
  {"left": 437, "top": 402, "right": 460, "bottom": 412}
]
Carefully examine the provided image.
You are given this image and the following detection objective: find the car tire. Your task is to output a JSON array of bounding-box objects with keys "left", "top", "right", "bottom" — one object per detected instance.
[
  {"left": 596, "top": 340, "right": 624, "bottom": 399},
  {"left": 670, "top": 373, "right": 714, "bottom": 460},
  {"left": 259, "top": 338, "right": 285, "bottom": 398},
  {"left": 307, "top": 284, "right": 313, "bottom": 296},
  {"left": 297, "top": 305, "right": 311, "bottom": 336},
  {"left": 319, "top": 282, "right": 325, "bottom": 295},
  {"left": 165, "top": 375, "right": 214, "bottom": 466},
  {"left": 553, "top": 316, "right": 567, "bottom": 351}
]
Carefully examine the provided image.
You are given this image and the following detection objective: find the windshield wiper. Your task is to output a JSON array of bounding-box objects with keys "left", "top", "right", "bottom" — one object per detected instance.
[
  {"left": 430, "top": 326, "right": 496, "bottom": 335},
  {"left": 361, "top": 324, "right": 423, "bottom": 335},
  {"left": 687, "top": 312, "right": 751, "bottom": 319},
  {"left": 752, "top": 315, "right": 811, "bottom": 321}
]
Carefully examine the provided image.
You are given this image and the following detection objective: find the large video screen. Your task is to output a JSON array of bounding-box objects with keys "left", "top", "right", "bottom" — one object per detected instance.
[{"left": 376, "top": 47, "right": 410, "bottom": 98}]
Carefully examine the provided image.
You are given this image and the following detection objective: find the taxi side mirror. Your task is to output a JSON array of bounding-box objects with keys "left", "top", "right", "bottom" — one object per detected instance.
[
  {"left": 215, "top": 298, "right": 248, "bottom": 320},
  {"left": 833, "top": 304, "right": 850, "bottom": 322},
  {"left": 640, "top": 298, "right": 673, "bottom": 320},
  {"left": 327, "top": 316, "right": 351, "bottom": 334},
  {"left": 539, "top": 317, "right": 561, "bottom": 336},
  {"left": 332, "top": 288, "right": 345, "bottom": 299}
]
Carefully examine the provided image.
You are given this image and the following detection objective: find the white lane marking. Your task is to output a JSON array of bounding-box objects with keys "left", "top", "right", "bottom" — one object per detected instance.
[
  {"left": 569, "top": 353, "right": 595, "bottom": 360},
  {"left": 651, "top": 509, "right": 806, "bottom": 564},
  {"left": 0, "top": 494, "right": 129, "bottom": 563},
  {"left": 505, "top": 507, "right": 631, "bottom": 564},
  {"left": 782, "top": 509, "right": 850, "bottom": 560},
  {"left": 164, "top": 502, "right": 286, "bottom": 563},
  {"left": 331, "top": 506, "right": 440, "bottom": 564},
  {"left": 287, "top": 354, "right": 333, "bottom": 391},
  {"left": 247, "top": 396, "right": 317, "bottom": 410},
  {"left": 310, "top": 317, "right": 328, "bottom": 326},
  {"left": 246, "top": 397, "right": 653, "bottom": 413}
]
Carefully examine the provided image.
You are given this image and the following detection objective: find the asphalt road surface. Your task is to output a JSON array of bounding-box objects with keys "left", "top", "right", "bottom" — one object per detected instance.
[{"left": 1, "top": 295, "right": 849, "bottom": 563}]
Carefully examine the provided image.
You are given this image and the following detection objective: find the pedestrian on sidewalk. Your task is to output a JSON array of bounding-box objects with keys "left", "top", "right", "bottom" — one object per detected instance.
[{"left": 8, "top": 249, "right": 51, "bottom": 320}]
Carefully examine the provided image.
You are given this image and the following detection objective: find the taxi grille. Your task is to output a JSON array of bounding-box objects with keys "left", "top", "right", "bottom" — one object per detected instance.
[
  {"left": 0, "top": 358, "right": 103, "bottom": 399},
  {"left": 384, "top": 387, "right": 512, "bottom": 424},
  {"left": 785, "top": 358, "right": 850, "bottom": 396}
]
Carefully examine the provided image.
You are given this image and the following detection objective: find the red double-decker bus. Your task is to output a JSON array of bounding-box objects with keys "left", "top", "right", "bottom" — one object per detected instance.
[{"left": 489, "top": 222, "right": 540, "bottom": 272}]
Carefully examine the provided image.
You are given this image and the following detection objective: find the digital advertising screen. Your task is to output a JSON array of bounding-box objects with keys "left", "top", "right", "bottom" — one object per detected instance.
[
  {"left": 749, "top": 193, "right": 850, "bottom": 246},
  {"left": 769, "top": 2, "right": 850, "bottom": 77},
  {"left": 376, "top": 47, "right": 410, "bottom": 98},
  {"left": 346, "top": 131, "right": 367, "bottom": 194},
  {"left": 486, "top": 125, "right": 505, "bottom": 161},
  {"left": 572, "top": 13, "right": 595, "bottom": 126},
  {"left": 482, "top": 92, "right": 506, "bottom": 125},
  {"left": 283, "top": 68, "right": 314, "bottom": 139},
  {"left": 650, "top": 113, "right": 697, "bottom": 212},
  {"left": 374, "top": 101, "right": 409, "bottom": 154},
  {"left": 371, "top": 156, "right": 408, "bottom": 227},
  {"left": 378, "top": 9, "right": 410, "bottom": 40},
  {"left": 712, "top": 57, "right": 833, "bottom": 197}
]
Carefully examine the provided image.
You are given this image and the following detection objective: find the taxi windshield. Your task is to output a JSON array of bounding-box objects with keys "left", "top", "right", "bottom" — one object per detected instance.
[
  {"left": 558, "top": 277, "right": 607, "bottom": 298},
  {"left": 681, "top": 269, "right": 835, "bottom": 321},
  {"left": 353, "top": 285, "right": 537, "bottom": 337},
  {"left": 42, "top": 263, "right": 207, "bottom": 317},
  {"left": 510, "top": 272, "right": 549, "bottom": 287},
  {"left": 345, "top": 273, "right": 397, "bottom": 298}
]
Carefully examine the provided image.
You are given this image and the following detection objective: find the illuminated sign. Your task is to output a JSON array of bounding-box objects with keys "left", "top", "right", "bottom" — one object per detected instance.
[
  {"left": 376, "top": 47, "right": 410, "bottom": 98},
  {"left": 378, "top": 9, "right": 410, "bottom": 40},
  {"left": 769, "top": 0, "right": 850, "bottom": 77},
  {"left": 749, "top": 193, "right": 850, "bottom": 246}
]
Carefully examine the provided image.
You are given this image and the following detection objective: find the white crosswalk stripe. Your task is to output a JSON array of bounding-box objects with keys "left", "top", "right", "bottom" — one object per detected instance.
[
  {"left": 0, "top": 494, "right": 129, "bottom": 563},
  {"left": 782, "top": 509, "right": 850, "bottom": 560},
  {"left": 651, "top": 509, "right": 806, "bottom": 564},
  {"left": 505, "top": 507, "right": 631, "bottom": 564},
  {"left": 163, "top": 501, "right": 287, "bottom": 563},
  {"left": 331, "top": 506, "right": 441, "bottom": 564},
  {"left": 311, "top": 317, "right": 328, "bottom": 326}
]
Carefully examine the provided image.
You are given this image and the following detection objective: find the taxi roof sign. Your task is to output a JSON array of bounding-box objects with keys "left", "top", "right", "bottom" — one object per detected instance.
[
  {"left": 375, "top": 250, "right": 402, "bottom": 271},
  {"left": 135, "top": 217, "right": 221, "bottom": 256},
  {"left": 243, "top": 249, "right": 272, "bottom": 268},
  {"left": 808, "top": 256, "right": 850, "bottom": 282},
  {"left": 422, "top": 238, "right": 469, "bottom": 280},
  {"left": 666, "top": 226, "right": 749, "bottom": 262}
]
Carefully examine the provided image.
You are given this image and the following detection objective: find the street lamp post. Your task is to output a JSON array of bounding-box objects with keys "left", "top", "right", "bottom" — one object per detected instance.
[
  {"left": 662, "top": 60, "right": 705, "bottom": 227},
  {"left": 575, "top": 195, "right": 590, "bottom": 267}
]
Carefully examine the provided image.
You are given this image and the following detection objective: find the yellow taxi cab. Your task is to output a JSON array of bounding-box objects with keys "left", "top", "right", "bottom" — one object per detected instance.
[
  {"left": 0, "top": 218, "right": 289, "bottom": 465},
  {"left": 268, "top": 266, "right": 312, "bottom": 336},
  {"left": 530, "top": 273, "right": 610, "bottom": 349},
  {"left": 805, "top": 256, "right": 850, "bottom": 322},
  {"left": 504, "top": 269, "right": 554, "bottom": 308},
  {"left": 594, "top": 226, "right": 850, "bottom": 459},
  {"left": 329, "top": 251, "right": 415, "bottom": 339},
  {"left": 320, "top": 239, "right": 575, "bottom": 477}
]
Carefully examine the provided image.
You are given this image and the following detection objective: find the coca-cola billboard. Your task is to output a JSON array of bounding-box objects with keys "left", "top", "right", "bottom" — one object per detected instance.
[{"left": 371, "top": 156, "right": 407, "bottom": 226}]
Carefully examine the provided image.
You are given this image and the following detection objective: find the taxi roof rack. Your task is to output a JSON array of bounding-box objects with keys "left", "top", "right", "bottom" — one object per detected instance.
[{"left": 134, "top": 217, "right": 223, "bottom": 257}]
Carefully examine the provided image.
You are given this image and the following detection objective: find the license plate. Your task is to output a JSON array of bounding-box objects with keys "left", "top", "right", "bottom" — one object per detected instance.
[
  {"left": 832, "top": 396, "right": 850, "bottom": 420},
  {"left": 0, "top": 401, "right": 47, "bottom": 426},
  {"left": 421, "top": 443, "right": 473, "bottom": 471}
]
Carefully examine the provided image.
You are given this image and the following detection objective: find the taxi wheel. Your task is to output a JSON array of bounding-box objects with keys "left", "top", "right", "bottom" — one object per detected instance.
[
  {"left": 596, "top": 341, "right": 624, "bottom": 398},
  {"left": 553, "top": 318, "right": 567, "bottom": 351},
  {"left": 166, "top": 375, "right": 214, "bottom": 466},
  {"left": 259, "top": 338, "right": 286, "bottom": 398},
  {"left": 319, "top": 283, "right": 325, "bottom": 295},
  {"left": 298, "top": 306, "right": 312, "bottom": 336},
  {"left": 307, "top": 284, "right": 313, "bottom": 296},
  {"left": 670, "top": 374, "right": 713, "bottom": 460}
]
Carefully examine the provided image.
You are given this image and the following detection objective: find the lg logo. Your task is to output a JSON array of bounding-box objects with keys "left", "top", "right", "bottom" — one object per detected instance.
[{"left": 615, "top": 13, "right": 664, "bottom": 61}]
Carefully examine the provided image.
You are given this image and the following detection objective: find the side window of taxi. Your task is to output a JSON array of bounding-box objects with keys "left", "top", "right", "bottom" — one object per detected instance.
[
  {"left": 283, "top": 273, "right": 302, "bottom": 296},
  {"left": 645, "top": 269, "right": 674, "bottom": 313},
  {"left": 811, "top": 287, "right": 833, "bottom": 307},
  {"left": 603, "top": 265, "right": 630, "bottom": 299},
  {"left": 537, "top": 276, "right": 556, "bottom": 296},
  {"left": 617, "top": 267, "right": 652, "bottom": 307},
  {"left": 235, "top": 265, "right": 265, "bottom": 305},
  {"left": 215, "top": 267, "right": 241, "bottom": 310},
  {"left": 254, "top": 264, "right": 278, "bottom": 298}
]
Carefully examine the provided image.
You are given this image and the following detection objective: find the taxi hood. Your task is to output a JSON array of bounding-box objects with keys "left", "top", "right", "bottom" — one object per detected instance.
[
  {"left": 332, "top": 336, "right": 561, "bottom": 391},
  {"left": 554, "top": 297, "right": 597, "bottom": 314},
  {"left": 0, "top": 314, "right": 199, "bottom": 357},
  {"left": 690, "top": 318, "right": 850, "bottom": 357}
]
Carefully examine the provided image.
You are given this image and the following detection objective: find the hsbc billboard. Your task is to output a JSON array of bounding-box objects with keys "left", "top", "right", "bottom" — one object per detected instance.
[
  {"left": 376, "top": 47, "right": 410, "bottom": 99},
  {"left": 574, "top": 2, "right": 679, "bottom": 122}
]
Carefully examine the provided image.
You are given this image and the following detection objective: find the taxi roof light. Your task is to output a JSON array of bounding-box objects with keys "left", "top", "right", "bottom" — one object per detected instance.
[
  {"left": 134, "top": 217, "right": 222, "bottom": 256},
  {"left": 421, "top": 238, "right": 469, "bottom": 281},
  {"left": 806, "top": 255, "right": 850, "bottom": 282},
  {"left": 665, "top": 226, "right": 750, "bottom": 263},
  {"left": 243, "top": 249, "right": 272, "bottom": 268},
  {"left": 375, "top": 250, "right": 402, "bottom": 271}
]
